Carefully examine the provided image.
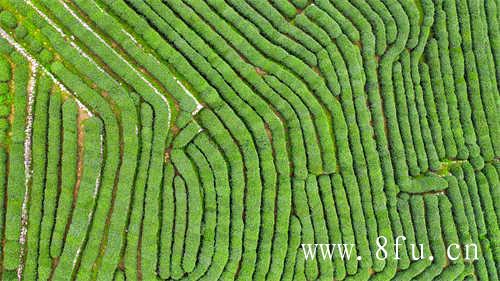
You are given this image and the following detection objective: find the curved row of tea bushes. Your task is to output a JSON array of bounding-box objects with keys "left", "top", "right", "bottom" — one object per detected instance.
[
  {"left": 450, "top": 0, "right": 493, "bottom": 162},
  {"left": 111, "top": 0, "right": 324, "bottom": 179},
  {"left": 450, "top": 165, "right": 489, "bottom": 280},
  {"left": 1, "top": 0, "right": 499, "bottom": 279},
  {"left": 461, "top": 163, "right": 494, "bottom": 280},
  {"left": 317, "top": 175, "right": 346, "bottom": 280},
  {"left": 232, "top": 0, "right": 318, "bottom": 67},
  {"left": 369, "top": 8, "right": 413, "bottom": 260},
  {"left": 3, "top": 52, "right": 29, "bottom": 270},
  {"left": 51, "top": 117, "right": 103, "bottom": 281},
  {"left": 263, "top": 75, "right": 323, "bottom": 177},
  {"left": 328, "top": 0, "right": 378, "bottom": 56},
  {"left": 329, "top": 40, "right": 382, "bottom": 272},
  {"left": 415, "top": 195, "right": 445, "bottom": 280},
  {"left": 424, "top": 39, "right": 457, "bottom": 160},
  {"left": 409, "top": 0, "right": 441, "bottom": 172},
  {"left": 330, "top": 174, "right": 358, "bottom": 276},
  {"left": 269, "top": 0, "right": 296, "bottom": 20},
  {"left": 36, "top": 92, "right": 62, "bottom": 281},
  {"left": 419, "top": 64, "right": 445, "bottom": 160},
  {"left": 71, "top": 0, "right": 196, "bottom": 113},
  {"left": 316, "top": 50, "right": 341, "bottom": 96},
  {"left": 158, "top": 162, "right": 175, "bottom": 279},
  {"left": 48, "top": 61, "right": 126, "bottom": 281},
  {"left": 171, "top": 149, "right": 203, "bottom": 274},
  {"left": 372, "top": 1, "right": 411, "bottom": 190},
  {"left": 182, "top": 0, "right": 337, "bottom": 173},
  {"left": 392, "top": 63, "right": 420, "bottom": 177},
  {"left": 281, "top": 216, "right": 301, "bottom": 281},
  {"left": 399, "top": 0, "right": 419, "bottom": 48},
  {"left": 170, "top": 175, "right": 188, "bottom": 279},
  {"left": 184, "top": 143, "right": 216, "bottom": 280},
  {"left": 331, "top": 0, "right": 398, "bottom": 206},
  {"left": 400, "top": 51, "right": 428, "bottom": 173},
  {"left": 438, "top": 195, "right": 465, "bottom": 280},
  {"left": 4, "top": 3, "right": 142, "bottom": 279},
  {"left": 465, "top": 0, "right": 500, "bottom": 156},
  {"left": 113, "top": 3, "right": 292, "bottom": 278},
  {"left": 31, "top": 3, "right": 153, "bottom": 276},
  {"left": 162, "top": 0, "right": 332, "bottom": 175},
  {"left": 432, "top": 0, "right": 469, "bottom": 160},
  {"left": 350, "top": 0, "right": 388, "bottom": 55},
  {"left": 443, "top": 0, "right": 483, "bottom": 169},
  {"left": 313, "top": 0, "right": 360, "bottom": 43},
  {"left": 23, "top": 74, "right": 52, "bottom": 280},
  {"left": 192, "top": 132, "right": 231, "bottom": 281},
  {"left": 50, "top": 98, "right": 78, "bottom": 258},
  {"left": 124, "top": 103, "right": 153, "bottom": 281},
  {"left": 367, "top": 0, "right": 397, "bottom": 44},
  {"left": 393, "top": 195, "right": 432, "bottom": 280},
  {"left": 292, "top": 178, "right": 318, "bottom": 280},
  {"left": 259, "top": 75, "right": 308, "bottom": 179},
  {"left": 196, "top": 109, "right": 246, "bottom": 280},
  {"left": 368, "top": 3, "right": 414, "bottom": 273},
  {"left": 373, "top": 0, "right": 409, "bottom": 184},
  {"left": 305, "top": 175, "right": 333, "bottom": 279},
  {"left": 227, "top": 0, "right": 322, "bottom": 61}
]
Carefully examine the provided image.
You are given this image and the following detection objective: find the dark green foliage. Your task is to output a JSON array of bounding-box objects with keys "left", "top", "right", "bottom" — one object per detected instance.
[
  {"left": 0, "top": 38, "right": 14, "bottom": 54},
  {"left": 4, "top": 53, "right": 28, "bottom": 270},
  {"left": 158, "top": 162, "right": 175, "bottom": 279},
  {"left": 194, "top": 132, "right": 231, "bottom": 281},
  {"left": 14, "top": 24, "right": 27, "bottom": 39},
  {"left": 171, "top": 175, "right": 187, "bottom": 279},
  {"left": 0, "top": 11, "right": 17, "bottom": 29},
  {"left": 38, "top": 92, "right": 62, "bottom": 281},
  {"left": 52, "top": 117, "right": 103, "bottom": 281},
  {"left": 171, "top": 149, "right": 202, "bottom": 273},
  {"left": 23, "top": 74, "right": 51, "bottom": 280},
  {"left": 50, "top": 98, "right": 78, "bottom": 258},
  {"left": 438, "top": 195, "right": 465, "bottom": 280},
  {"left": 0, "top": 56, "right": 11, "bottom": 82},
  {"left": 125, "top": 103, "right": 153, "bottom": 281},
  {"left": 305, "top": 175, "right": 333, "bottom": 279},
  {"left": 415, "top": 195, "right": 445, "bottom": 280}
]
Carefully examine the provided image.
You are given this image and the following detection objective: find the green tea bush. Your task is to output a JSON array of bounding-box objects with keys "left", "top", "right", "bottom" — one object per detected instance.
[
  {"left": 50, "top": 98, "right": 78, "bottom": 258},
  {"left": 52, "top": 117, "right": 103, "bottom": 280}
]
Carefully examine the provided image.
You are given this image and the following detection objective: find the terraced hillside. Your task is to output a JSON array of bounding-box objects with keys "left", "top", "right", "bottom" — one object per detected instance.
[{"left": 0, "top": 0, "right": 498, "bottom": 280}]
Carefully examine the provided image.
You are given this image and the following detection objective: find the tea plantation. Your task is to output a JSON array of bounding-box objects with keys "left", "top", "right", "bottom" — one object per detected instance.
[{"left": 0, "top": 0, "right": 498, "bottom": 280}]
